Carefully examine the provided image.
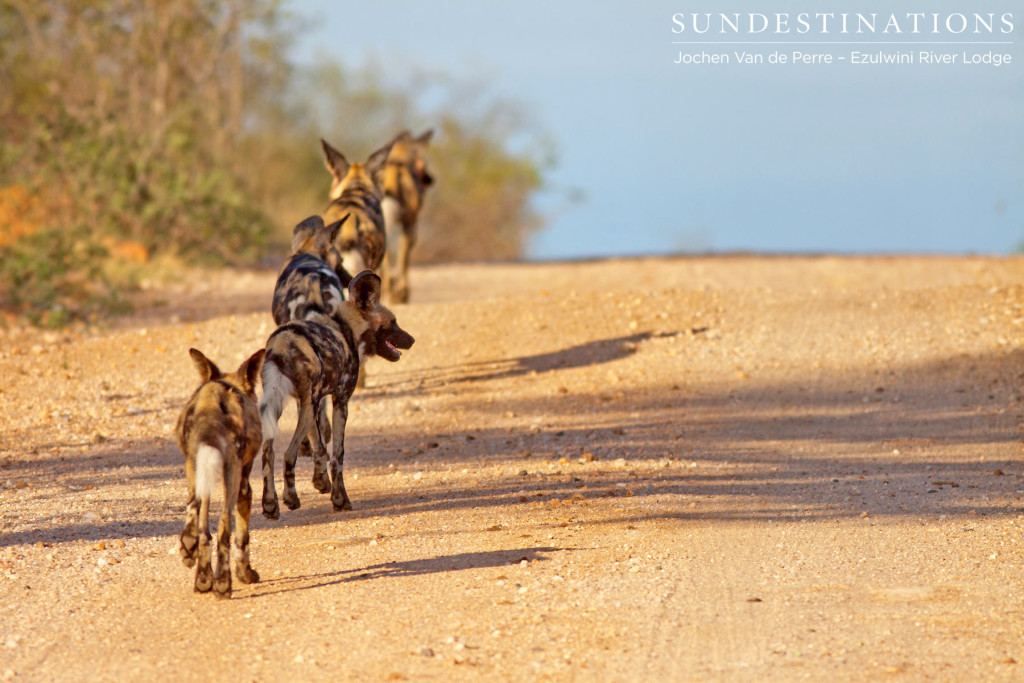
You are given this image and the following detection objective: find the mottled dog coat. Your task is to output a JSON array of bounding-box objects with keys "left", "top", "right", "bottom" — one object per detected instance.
[
  {"left": 380, "top": 129, "right": 434, "bottom": 304},
  {"left": 271, "top": 215, "right": 353, "bottom": 464},
  {"left": 272, "top": 214, "right": 352, "bottom": 326},
  {"left": 176, "top": 347, "right": 265, "bottom": 598},
  {"left": 259, "top": 271, "right": 414, "bottom": 516},
  {"left": 320, "top": 138, "right": 395, "bottom": 277}
]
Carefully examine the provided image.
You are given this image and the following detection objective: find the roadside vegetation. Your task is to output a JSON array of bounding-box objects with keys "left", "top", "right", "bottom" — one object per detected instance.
[{"left": 0, "top": 1, "right": 549, "bottom": 326}]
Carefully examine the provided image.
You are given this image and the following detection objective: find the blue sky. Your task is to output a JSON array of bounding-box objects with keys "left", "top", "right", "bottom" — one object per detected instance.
[{"left": 291, "top": 1, "right": 1023, "bottom": 258}]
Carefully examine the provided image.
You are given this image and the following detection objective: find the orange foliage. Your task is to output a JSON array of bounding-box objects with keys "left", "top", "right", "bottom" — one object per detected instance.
[
  {"left": 100, "top": 237, "right": 149, "bottom": 264},
  {"left": 0, "top": 185, "right": 43, "bottom": 248}
]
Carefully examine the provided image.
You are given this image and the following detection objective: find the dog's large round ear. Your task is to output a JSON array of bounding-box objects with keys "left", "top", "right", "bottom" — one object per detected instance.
[
  {"left": 365, "top": 139, "right": 396, "bottom": 179},
  {"left": 323, "top": 214, "right": 349, "bottom": 245},
  {"left": 238, "top": 348, "right": 265, "bottom": 394},
  {"left": 416, "top": 129, "right": 434, "bottom": 146},
  {"left": 348, "top": 270, "right": 382, "bottom": 311},
  {"left": 188, "top": 348, "right": 221, "bottom": 383},
  {"left": 321, "top": 139, "right": 349, "bottom": 179},
  {"left": 291, "top": 215, "right": 324, "bottom": 254}
]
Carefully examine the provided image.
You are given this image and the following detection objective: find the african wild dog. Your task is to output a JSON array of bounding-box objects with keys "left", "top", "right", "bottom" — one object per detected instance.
[
  {"left": 320, "top": 137, "right": 396, "bottom": 277},
  {"left": 271, "top": 214, "right": 354, "bottom": 470},
  {"left": 272, "top": 214, "right": 352, "bottom": 326},
  {"left": 380, "top": 129, "right": 434, "bottom": 304},
  {"left": 259, "top": 270, "right": 414, "bottom": 517},
  {"left": 176, "top": 347, "right": 265, "bottom": 598}
]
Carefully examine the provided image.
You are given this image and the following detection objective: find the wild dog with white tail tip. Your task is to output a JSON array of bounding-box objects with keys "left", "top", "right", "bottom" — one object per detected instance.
[
  {"left": 271, "top": 213, "right": 354, "bottom": 477},
  {"left": 320, "top": 137, "right": 395, "bottom": 277},
  {"left": 176, "top": 347, "right": 265, "bottom": 598},
  {"left": 259, "top": 270, "right": 414, "bottom": 517}
]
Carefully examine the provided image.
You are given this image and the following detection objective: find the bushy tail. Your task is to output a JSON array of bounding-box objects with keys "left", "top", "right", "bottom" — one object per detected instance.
[
  {"left": 194, "top": 444, "right": 223, "bottom": 500},
  {"left": 339, "top": 236, "right": 368, "bottom": 280},
  {"left": 259, "top": 360, "right": 293, "bottom": 442}
]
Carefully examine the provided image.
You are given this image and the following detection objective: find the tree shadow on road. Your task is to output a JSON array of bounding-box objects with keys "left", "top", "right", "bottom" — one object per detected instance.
[{"left": 3, "top": 342, "right": 1022, "bottom": 549}]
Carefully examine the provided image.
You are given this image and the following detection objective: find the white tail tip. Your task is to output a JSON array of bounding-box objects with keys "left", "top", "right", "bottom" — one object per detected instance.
[{"left": 195, "top": 444, "right": 223, "bottom": 499}]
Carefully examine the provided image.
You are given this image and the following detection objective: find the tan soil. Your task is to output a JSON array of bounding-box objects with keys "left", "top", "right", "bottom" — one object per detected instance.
[{"left": 1, "top": 255, "right": 1023, "bottom": 681}]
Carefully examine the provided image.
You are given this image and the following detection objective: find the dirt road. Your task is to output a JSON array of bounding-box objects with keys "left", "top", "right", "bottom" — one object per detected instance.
[{"left": 1, "top": 255, "right": 1023, "bottom": 681}]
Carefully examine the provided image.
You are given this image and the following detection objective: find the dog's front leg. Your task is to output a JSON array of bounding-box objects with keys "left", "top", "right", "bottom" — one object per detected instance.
[{"left": 329, "top": 390, "right": 352, "bottom": 511}]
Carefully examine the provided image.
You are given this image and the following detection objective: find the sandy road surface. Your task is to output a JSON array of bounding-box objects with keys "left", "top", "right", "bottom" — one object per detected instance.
[{"left": 1, "top": 255, "right": 1023, "bottom": 681}]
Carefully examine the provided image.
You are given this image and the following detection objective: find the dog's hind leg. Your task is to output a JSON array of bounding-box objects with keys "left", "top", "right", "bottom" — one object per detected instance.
[
  {"left": 234, "top": 459, "right": 260, "bottom": 585},
  {"left": 212, "top": 459, "right": 240, "bottom": 599},
  {"left": 311, "top": 397, "right": 332, "bottom": 494},
  {"left": 192, "top": 444, "right": 221, "bottom": 592},
  {"left": 179, "top": 460, "right": 199, "bottom": 566},
  {"left": 281, "top": 401, "right": 314, "bottom": 511},
  {"left": 259, "top": 361, "right": 290, "bottom": 519},
  {"left": 194, "top": 495, "right": 213, "bottom": 593},
  {"left": 329, "top": 389, "right": 353, "bottom": 511}
]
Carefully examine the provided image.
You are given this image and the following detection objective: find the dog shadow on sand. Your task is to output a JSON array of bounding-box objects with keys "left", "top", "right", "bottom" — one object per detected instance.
[
  {"left": 234, "top": 545, "right": 564, "bottom": 599},
  {"left": 363, "top": 330, "right": 680, "bottom": 398}
]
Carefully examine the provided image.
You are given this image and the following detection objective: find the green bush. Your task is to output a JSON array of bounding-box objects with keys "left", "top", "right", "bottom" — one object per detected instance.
[{"left": 0, "top": 228, "right": 123, "bottom": 327}]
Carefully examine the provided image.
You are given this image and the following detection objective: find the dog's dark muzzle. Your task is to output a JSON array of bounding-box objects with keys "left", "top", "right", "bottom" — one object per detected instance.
[
  {"left": 377, "top": 325, "right": 414, "bottom": 362},
  {"left": 391, "top": 329, "right": 414, "bottom": 351}
]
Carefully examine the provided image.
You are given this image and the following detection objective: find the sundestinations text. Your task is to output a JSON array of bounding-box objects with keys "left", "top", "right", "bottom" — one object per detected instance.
[{"left": 671, "top": 12, "right": 1014, "bottom": 35}]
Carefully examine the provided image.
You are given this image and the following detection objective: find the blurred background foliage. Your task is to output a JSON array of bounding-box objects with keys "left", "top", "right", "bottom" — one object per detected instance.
[{"left": 0, "top": 0, "right": 551, "bottom": 325}]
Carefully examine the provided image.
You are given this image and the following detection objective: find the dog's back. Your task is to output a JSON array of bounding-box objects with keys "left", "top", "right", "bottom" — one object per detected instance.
[
  {"left": 177, "top": 366, "right": 263, "bottom": 472},
  {"left": 262, "top": 314, "right": 359, "bottom": 412},
  {"left": 325, "top": 191, "right": 385, "bottom": 276},
  {"left": 272, "top": 215, "right": 352, "bottom": 325},
  {"left": 380, "top": 129, "right": 434, "bottom": 231},
  {"left": 272, "top": 253, "right": 347, "bottom": 325}
]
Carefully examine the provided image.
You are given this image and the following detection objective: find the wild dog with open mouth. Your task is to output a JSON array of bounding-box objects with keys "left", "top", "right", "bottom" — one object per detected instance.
[
  {"left": 176, "top": 347, "right": 265, "bottom": 598},
  {"left": 271, "top": 213, "right": 356, "bottom": 471},
  {"left": 380, "top": 129, "right": 434, "bottom": 304},
  {"left": 321, "top": 137, "right": 395, "bottom": 278},
  {"left": 259, "top": 270, "right": 414, "bottom": 517},
  {"left": 272, "top": 214, "right": 352, "bottom": 326}
]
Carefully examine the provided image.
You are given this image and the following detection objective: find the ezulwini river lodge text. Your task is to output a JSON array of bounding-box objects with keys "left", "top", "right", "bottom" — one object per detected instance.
[{"left": 674, "top": 49, "right": 1012, "bottom": 66}]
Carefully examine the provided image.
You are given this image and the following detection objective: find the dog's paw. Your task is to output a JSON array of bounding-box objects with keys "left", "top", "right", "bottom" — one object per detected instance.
[
  {"left": 261, "top": 500, "right": 280, "bottom": 520},
  {"left": 283, "top": 491, "right": 301, "bottom": 511},
  {"left": 235, "top": 564, "right": 260, "bottom": 585},
  {"left": 194, "top": 567, "right": 213, "bottom": 593},
  {"left": 312, "top": 470, "right": 331, "bottom": 494},
  {"left": 212, "top": 573, "right": 232, "bottom": 599},
  {"left": 179, "top": 535, "right": 198, "bottom": 564}
]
